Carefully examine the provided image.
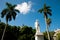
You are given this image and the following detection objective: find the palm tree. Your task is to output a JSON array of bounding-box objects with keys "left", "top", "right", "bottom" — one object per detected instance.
[
  {"left": 38, "top": 4, "right": 52, "bottom": 40},
  {"left": 1, "top": 2, "right": 20, "bottom": 40}
]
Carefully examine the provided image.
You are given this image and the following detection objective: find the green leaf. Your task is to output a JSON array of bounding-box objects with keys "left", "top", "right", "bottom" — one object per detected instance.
[
  {"left": 47, "top": 12, "right": 52, "bottom": 16},
  {"left": 15, "top": 9, "right": 20, "bottom": 13},
  {"left": 46, "top": 6, "right": 51, "bottom": 9},
  {"left": 46, "top": 18, "right": 51, "bottom": 25},
  {"left": 47, "top": 9, "right": 52, "bottom": 12},
  {"left": 1, "top": 9, "right": 8, "bottom": 18},
  {"left": 38, "top": 9, "right": 43, "bottom": 13},
  {"left": 6, "top": 2, "right": 12, "bottom": 7},
  {"left": 12, "top": 11, "right": 17, "bottom": 20}
]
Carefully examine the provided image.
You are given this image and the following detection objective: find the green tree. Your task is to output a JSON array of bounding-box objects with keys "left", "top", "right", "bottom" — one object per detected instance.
[
  {"left": 18, "top": 26, "right": 35, "bottom": 40},
  {"left": 1, "top": 2, "right": 20, "bottom": 40},
  {"left": 38, "top": 4, "right": 52, "bottom": 40},
  {"left": 0, "top": 22, "right": 35, "bottom": 40}
]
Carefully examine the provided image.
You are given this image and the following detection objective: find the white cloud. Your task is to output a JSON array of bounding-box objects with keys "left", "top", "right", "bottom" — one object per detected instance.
[{"left": 15, "top": 1, "right": 32, "bottom": 14}]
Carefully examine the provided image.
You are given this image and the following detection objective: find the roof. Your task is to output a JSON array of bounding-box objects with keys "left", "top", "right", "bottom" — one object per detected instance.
[{"left": 54, "top": 29, "right": 60, "bottom": 33}]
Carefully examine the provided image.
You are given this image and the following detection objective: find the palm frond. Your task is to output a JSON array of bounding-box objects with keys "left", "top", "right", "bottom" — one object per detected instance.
[
  {"left": 38, "top": 9, "right": 43, "bottom": 13},
  {"left": 46, "top": 18, "right": 51, "bottom": 25},
  {"left": 6, "top": 14, "right": 9, "bottom": 22},
  {"left": 1, "top": 9, "right": 8, "bottom": 18},
  {"left": 6, "top": 2, "right": 12, "bottom": 8},
  {"left": 8, "top": 13, "right": 12, "bottom": 21},
  {"left": 46, "top": 6, "right": 51, "bottom": 9},
  {"left": 14, "top": 9, "right": 20, "bottom": 13},
  {"left": 47, "top": 12, "right": 52, "bottom": 16},
  {"left": 12, "top": 11, "right": 17, "bottom": 20},
  {"left": 6, "top": 13, "right": 12, "bottom": 22},
  {"left": 47, "top": 9, "right": 52, "bottom": 12},
  {"left": 12, "top": 5, "right": 16, "bottom": 8}
]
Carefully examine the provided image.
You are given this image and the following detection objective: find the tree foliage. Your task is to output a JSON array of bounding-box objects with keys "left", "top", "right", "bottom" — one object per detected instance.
[
  {"left": 1, "top": 2, "right": 20, "bottom": 22},
  {"left": 43, "top": 31, "right": 54, "bottom": 40},
  {"left": 0, "top": 22, "right": 60, "bottom": 40},
  {"left": 0, "top": 22, "right": 35, "bottom": 40}
]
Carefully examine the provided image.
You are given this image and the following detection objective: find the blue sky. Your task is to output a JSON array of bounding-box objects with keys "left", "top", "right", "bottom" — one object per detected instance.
[{"left": 0, "top": 0, "right": 60, "bottom": 32}]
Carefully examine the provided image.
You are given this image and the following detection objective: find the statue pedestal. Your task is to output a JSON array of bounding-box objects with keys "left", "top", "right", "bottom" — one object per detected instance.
[{"left": 35, "top": 32, "right": 44, "bottom": 40}]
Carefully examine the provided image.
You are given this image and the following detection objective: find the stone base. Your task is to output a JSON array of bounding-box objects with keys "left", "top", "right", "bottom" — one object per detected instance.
[{"left": 35, "top": 32, "right": 44, "bottom": 40}]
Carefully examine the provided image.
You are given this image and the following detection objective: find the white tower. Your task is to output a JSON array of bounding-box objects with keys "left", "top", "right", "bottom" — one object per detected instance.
[{"left": 35, "top": 19, "right": 44, "bottom": 40}]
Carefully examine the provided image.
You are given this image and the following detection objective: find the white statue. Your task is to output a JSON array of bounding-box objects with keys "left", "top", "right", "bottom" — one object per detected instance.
[
  {"left": 35, "top": 19, "right": 40, "bottom": 33},
  {"left": 35, "top": 19, "right": 44, "bottom": 40}
]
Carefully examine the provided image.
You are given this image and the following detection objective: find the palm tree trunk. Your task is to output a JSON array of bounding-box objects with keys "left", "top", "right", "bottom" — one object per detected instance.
[
  {"left": 1, "top": 21, "right": 8, "bottom": 40},
  {"left": 45, "top": 17, "right": 50, "bottom": 40}
]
